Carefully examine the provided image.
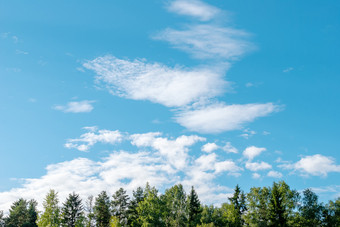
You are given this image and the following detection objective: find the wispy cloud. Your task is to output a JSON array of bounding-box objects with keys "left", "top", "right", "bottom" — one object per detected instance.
[
  {"left": 54, "top": 100, "right": 95, "bottom": 113},
  {"left": 154, "top": 24, "right": 253, "bottom": 60},
  {"left": 65, "top": 127, "right": 123, "bottom": 152},
  {"left": 245, "top": 161, "right": 272, "bottom": 171},
  {"left": 84, "top": 55, "right": 229, "bottom": 107},
  {"left": 279, "top": 154, "right": 340, "bottom": 177},
  {"left": 167, "top": 0, "right": 220, "bottom": 21},
  {"left": 175, "top": 103, "right": 279, "bottom": 133},
  {"left": 283, "top": 67, "right": 294, "bottom": 73}
]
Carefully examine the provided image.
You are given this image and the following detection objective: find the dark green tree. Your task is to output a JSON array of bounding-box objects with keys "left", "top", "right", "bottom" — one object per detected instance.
[
  {"left": 94, "top": 191, "right": 111, "bottom": 227},
  {"left": 298, "top": 188, "right": 323, "bottom": 226},
  {"left": 112, "top": 188, "right": 129, "bottom": 226},
  {"left": 187, "top": 186, "right": 202, "bottom": 227},
  {"left": 268, "top": 182, "right": 286, "bottom": 227},
  {"left": 322, "top": 197, "right": 340, "bottom": 226},
  {"left": 228, "top": 185, "right": 247, "bottom": 226},
  {"left": 127, "top": 186, "right": 144, "bottom": 227},
  {"left": 0, "top": 210, "right": 4, "bottom": 227},
  {"left": 161, "top": 184, "right": 187, "bottom": 226},
  {"left": 37, "top": 189, "right": 60, "bottom": 227},
  {"left": 61, "top": 192, "right": 85, "bottom": 227},
  {"left": 5, "top": 198, "right": 38, "bottom": 227}
]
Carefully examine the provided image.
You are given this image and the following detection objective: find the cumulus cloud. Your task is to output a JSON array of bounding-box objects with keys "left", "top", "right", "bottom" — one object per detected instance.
[
  {"left": 267, "top": 170, "right": 283, "bottom": 178},
  {"left": 176, "top": 103, "right": 279, "bottom": 133},
  {"left": 252, "top": 173, "right": 261, "bottom": 179},
  {"left": 0, "top": 128, "right": 244, "bottom": 211},
  {"left": 54, "top": 100, "right": 95, "bottom": 113},
  {"left": 279, "top": 154, "right": 340, "bottom": 177},
  {"left": 245, "top": 161, "right": 272, "bottom": 171},
  {"left": 243, "top": 146, "right": 266, "bottom": 161},
  {"left": 65, "top": 127, "right": 123, "bottom": 152},
  {"left": 154, "top": 24, "right": 253, "bottom": 60},
  {"left": 201, "top": 142, "right": 219, "bottom": 153},
  {"left": 131, "top": 132, "right": 205, "bottom": 170},
  {"left": 83, "top": 55, "right": 228, "bottom": 107},
  {"left": 167, "top": 0, "right": 220, "bottom": 21}
]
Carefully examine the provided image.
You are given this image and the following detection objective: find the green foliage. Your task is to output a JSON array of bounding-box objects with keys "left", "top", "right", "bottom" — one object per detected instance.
[
  {"left": 161, "top": 184, "right": 187, "bottom": 227},
  {"left": 322, "top": 197, "right": 340, "bottom": 226},
  {"left": 187, "top": 186, "right": 202, "bottom": 227},
  {"left": 61, "top": 192, "right": 85, "bottom": 227},
  {"left": 37, "top": 189, "right": 60, "bottom": 227},
  {"left": 245, "top": 186, "right": 270, "bottom": 226},
  {"left": 127, "top": 187, "right": 144, "bottom": 227},
  {"left": 110, "top": 216, "right": 121, "bottom": 227},
  {"left": 137, "top": 183, "right": 165, "bottom": 226},
  {"left": 296, "top": 188, "right": 323, "bottom": 226},
  {"left": 5, "top": 198, "right": 38, "bottom": 227},
  {"left": 112, "top": 188, "right": 129, "bottom": 226},
  {"left": 94, "top": 191, "right": 111, "bottom": 227},
  {"left": 228, "top": 185, "right": 247, "bottom": 226}
]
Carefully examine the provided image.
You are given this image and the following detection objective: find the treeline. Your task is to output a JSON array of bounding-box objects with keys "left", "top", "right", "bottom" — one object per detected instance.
[{"left": 1, "top": 181, "right": 339, "bottom": 227}]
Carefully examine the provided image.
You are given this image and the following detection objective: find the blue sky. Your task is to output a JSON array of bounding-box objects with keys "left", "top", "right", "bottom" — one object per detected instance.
[{"left": 1, "top": 0, "right": 340, "bottom": 210}]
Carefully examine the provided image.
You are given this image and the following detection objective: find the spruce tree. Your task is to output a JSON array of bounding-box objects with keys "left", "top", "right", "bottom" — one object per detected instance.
[
  {"left": 127, "top": 186, "right": 144, "bottom": 227},
  {"left": 94, "top": 191, "right": 111, "bottom": 227},
  {"left": 187, "top": 186, "right": 202, "bottom": 227},
  {"left": 112, "top": 188, "right": 129, "bottom": 226},
  {"left": 5, "top": 198, "right": 37, "bottom": 227},
  {"left": 61, "top": 192, "right": 85, "bottom": 227}
]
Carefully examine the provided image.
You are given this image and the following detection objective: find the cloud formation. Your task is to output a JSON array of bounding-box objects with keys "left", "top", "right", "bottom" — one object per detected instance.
[
  {"left": 243, "top": 146, "right": 267, "bottom": 161},
  {"left": 167, "top": 0, "right": 220, "bottom": 21},
  {"left": 0, "top": 128, "right": 245, "bottom": 211},
  {"left": 83, "top": 56, "right": 228, "bottom": 107},
  {"left": 279, "top": 154, "right": 340, "bottom": 177},
  {"left": 65, "top": 127, "right": 123, "bottom": 152},
  {"left": 54, "top": 100, "right": 95, "bottom": 113},
  {"left": 155, "top": 24, "right": 253, "bottom": 60},
  {"left": 175, "top": 103, "right": 279, "bottom": 133}
]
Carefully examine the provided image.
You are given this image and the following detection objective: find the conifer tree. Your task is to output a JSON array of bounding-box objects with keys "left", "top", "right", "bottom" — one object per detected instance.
[
  {"left": 37, "top": 189, "right": 60, "bottom": 227},
  {"left": 5, "top": 198, "right": 38, "bottom": 227},
  {"left": 94, "top": 191, "right": 111, "bottom": 227},
  {"left": 127, "top": 186, "right": 144, "bottom": 227},
  {"left": 112, "top": 188, "right": 129, "bottom": 226},
  {"left": 85, "top": 195, "right": 95, "bottom": 227},
  {"left": 187, "top": 186, "right": 202, "bottom": 227},
  {"left": 228, "top": 185, "right": 247, "bottom": 226},
  {"left": 61, "top": 192, "right": 85, "bottom": 227}
]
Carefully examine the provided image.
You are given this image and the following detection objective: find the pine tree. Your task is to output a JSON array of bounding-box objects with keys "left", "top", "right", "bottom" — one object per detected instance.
[
  {"left": 37, "top": 189, "right": 60, "bottom": 227},
  {"left": 127, "top": 186, "right": 144, "bottom": 227},
  {"left": 5, "top": 198, "right": 37, "bottom": 227},
  {"left": 112, "top": 188, "right": 129, "bottom": 226},
  {"left": 94, "top": 191, "right": 111, "bottom": 227},
  {"left": 268, "top": 182, "right": 286, "bottom": 227},
  {"left": 228, "top": 185, "right": 247, "bottom": 226},
  {"left": 187, "top": 186, "right": 202, "bottom": 227},
  {"left": 61, "top": 192, "right": 85, "bottom": 227}
]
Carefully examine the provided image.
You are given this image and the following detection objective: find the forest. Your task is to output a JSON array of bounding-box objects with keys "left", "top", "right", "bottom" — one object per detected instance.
[{"left": 1, "top": 181, "right": 339, "bottom": 227}]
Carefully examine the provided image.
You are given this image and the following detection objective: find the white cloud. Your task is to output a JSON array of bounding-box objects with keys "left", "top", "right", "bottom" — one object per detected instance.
[
  {"left": 279, "top": 154, "right": 340, "bottom": 177},
  {"left": 201, "top": 142, "right": 219, "bottom": 153},
  {"left": 267, "top": 170, "right": 283, "bottom": 178},
  {"left": 83, "top": 55, "right": 228, "bottom": 107},
  {"left": 65, "top": 127, "right": 123, "bottom": 152},
  {"left": 245, "top": 161, "right": 272, "bottom": 171},
  {"left": 131, "top": 132, "right": 205, "bottom": 170},
  {"left": 222, "top": 142, "right": 238, "bottom": 153},
  {"left": 0, "top": 129, "right": 243, "bottom": 212},
  {"left": 243, "top": 146, "right": 266, "bottom": 161},
  {"left": 54, "top": 100, "right": 95, "bottom": 113},
  {"left": 176, "top": 103, "right": 279, "bottom": 133},
  {"left": 154, "top": 24, "right": 253, "bottom": 60},
  {"left": 167, "top": 0, "right": 220, "bottom": 21}
]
